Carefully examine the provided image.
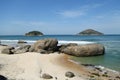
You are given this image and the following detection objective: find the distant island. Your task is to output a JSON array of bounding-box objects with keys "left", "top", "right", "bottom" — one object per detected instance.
[
  {"left": 77, "top": 29, "right": 104, "bottom": 35},
  {"left": 25, "top": 31, "right": 43, "bottom": 36}
]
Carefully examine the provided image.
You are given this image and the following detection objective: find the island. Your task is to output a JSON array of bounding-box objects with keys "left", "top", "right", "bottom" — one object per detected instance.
[
  {"left": 77, "top": 29, "right": 104, "bottom": 35},
  {"left": 25, "top": 31, "right": 43, "bottom": 36}
]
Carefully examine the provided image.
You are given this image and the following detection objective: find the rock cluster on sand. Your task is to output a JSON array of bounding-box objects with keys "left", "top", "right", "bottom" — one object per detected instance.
[
  {"left": 78, "top": 29, "right": 104, "bottom": 35},
  {"left": 1, "top": 38, "right": 105, "bottom": 57},
  {"left": 25, "top": 31, "right": 43, "bottom": 36}
]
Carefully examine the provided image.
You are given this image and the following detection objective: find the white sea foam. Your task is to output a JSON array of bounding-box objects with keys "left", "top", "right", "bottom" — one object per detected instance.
[
  {"left": 95, "top": 65, "right": 119, "bottom": 74},
  {"left": 1, "top": 40, "right": 18, "bottom": 42},
  {"left": 0, "top": 40, "right": 95, "bottom": 47},
  {"left": 0, "top": 40, "right": 95, "bottom": 44},
  {"left": 0, "top": 40, "right": 35, "bottom": 46},
  {"left": 58, "top": 40, "right": 95, "bottom": 45},
  {"left": 0, "top": 40, "right": 35, "bottom": 43}
]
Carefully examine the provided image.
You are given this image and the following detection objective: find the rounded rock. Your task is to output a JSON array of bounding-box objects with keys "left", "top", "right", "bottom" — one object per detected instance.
[
  {"left": 42, "top": 73, "right": 53, "bottom": 79},
  {"left": 0, "top": 75, "right": 7, "bottom": 80},
  {"left": 65, "top": 71, "right": 75, "bottom": 78}
]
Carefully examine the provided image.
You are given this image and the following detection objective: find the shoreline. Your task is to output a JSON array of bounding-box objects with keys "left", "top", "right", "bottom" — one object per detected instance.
[
  {"left": 0, "top": 45, "right": 120, "bottom": 80},
  {"left": 0, "top": 36, "right": 120, "bottom": 80},
  {"left": 71, "top": 56, "right": 120, "bottom": 72}
]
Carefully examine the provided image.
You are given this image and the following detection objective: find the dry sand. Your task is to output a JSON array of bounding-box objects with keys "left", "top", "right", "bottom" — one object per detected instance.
[{"left": 0, "top": 51, "right": 86, "bottom": 80}]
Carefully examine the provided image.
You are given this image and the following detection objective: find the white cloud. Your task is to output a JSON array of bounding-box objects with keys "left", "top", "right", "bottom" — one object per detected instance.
[
  {"left": 57, "top": 3, "right": 103, "bottom": 18},
  {"left": 80, "top": 3, "right": 103, "bottom": 10},
  {"left": 11, "top": 21, "right": 47, "bottom": 27},
  {"left": 57, "top": 10, "right": 85, "bottom": 18}
]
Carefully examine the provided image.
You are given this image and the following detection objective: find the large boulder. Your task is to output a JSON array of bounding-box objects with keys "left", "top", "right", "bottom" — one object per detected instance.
[
  {"left": 60, "top": 44, "right": 105, "bottom": 57},
  {"left": 58, "top": 43, "right": 78, "bottom": 51},
  {"left": 29, "top": 38, "right": 58, "bottom": 53},
  {"left": 14, "top": 45, "right": 31, "bottom": 54}
]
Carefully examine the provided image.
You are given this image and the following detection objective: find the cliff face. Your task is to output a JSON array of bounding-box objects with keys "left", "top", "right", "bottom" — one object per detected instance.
[
  {"left": 78, "top": 29, "right": 104, "bottom": 35},
  {"left": 25, "top": 31, "right": 43, "bottom": 36}
]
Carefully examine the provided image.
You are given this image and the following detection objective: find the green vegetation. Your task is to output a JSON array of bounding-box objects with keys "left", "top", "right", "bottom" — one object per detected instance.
[
  {"left": 25, "top": 31, "right": 43, "bottom": 36},
  {"left": 78, "top": 29, "right": 104, "bottom": 35}
]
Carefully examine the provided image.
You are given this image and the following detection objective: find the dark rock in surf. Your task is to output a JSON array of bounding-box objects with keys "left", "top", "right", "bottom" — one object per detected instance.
[{"left": 18, "top": 40, "right": 27, "bottom": 44}]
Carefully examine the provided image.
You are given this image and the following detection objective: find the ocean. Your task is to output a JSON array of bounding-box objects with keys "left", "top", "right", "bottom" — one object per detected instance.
[{"left": 0, "top": 35, "right": 120, "bottom": 72}]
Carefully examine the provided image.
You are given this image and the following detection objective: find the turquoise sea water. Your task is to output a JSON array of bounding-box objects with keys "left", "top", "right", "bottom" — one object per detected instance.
[{"left": 0, "top": 35, "right": 120, "bottom": 71}]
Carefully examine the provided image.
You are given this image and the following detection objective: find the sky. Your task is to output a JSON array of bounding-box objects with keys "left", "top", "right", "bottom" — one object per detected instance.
[{"left": 0, "top": 0, "right": 120, "bottom": 35}]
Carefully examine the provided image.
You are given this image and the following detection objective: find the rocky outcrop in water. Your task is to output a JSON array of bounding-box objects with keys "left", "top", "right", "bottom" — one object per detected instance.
[{"left": 60, "top": 44, "right": 105, "bottom": 57}]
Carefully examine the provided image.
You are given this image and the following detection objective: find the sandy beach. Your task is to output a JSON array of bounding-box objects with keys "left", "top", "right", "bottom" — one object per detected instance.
[
  {"left": 0, "top": 48, "right": 86, "bottom": 80},
  {"left": 0, "top": 45, "right": 120, "bottom": 80}
]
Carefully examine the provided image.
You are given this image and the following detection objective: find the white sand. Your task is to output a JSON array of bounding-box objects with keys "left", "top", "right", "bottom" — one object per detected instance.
[{"left": 0, "top": 51, "right": 86, "bottom": 80}]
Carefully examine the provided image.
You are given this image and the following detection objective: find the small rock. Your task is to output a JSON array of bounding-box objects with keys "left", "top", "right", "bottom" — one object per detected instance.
[
  {"left": 102, "top": 74, "right": 108, "bottom": 77},
  {"left": 89, "top": 78, "right": 96, "bottom": 80},
  {"left": 55, "top": 77, "right": 57, "bottom": 80},
  {"left": 0, "top": 75, "right": 7, "bottom": 80},
  {"left": 18, "top": 40, "right": 27, "bottom": 44},
  {"left": 42, "top": 73, "right": 53, "bottom": 79},
  {"left": 82, "top": 64, "right": 95, "bottom": 67},
  {"left": 65, "top": 71, "right": 75, "bottom": 78},
  {"left": 116, "top": 76, "right": 120, "bottom": 79},
  {"left": 91, "top": 73, "right": 100, "bottom": 77},
  {"left": 95, "top": 67, "right": 102, "bottom": 72},
  {"left": 101, "top": 70, "right": 108, "bottom": 75}
]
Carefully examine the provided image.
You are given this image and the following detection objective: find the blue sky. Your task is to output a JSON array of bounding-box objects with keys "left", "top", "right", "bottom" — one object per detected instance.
[{"left": 0, "top": 0, "right": 120, "bottom": 35}]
